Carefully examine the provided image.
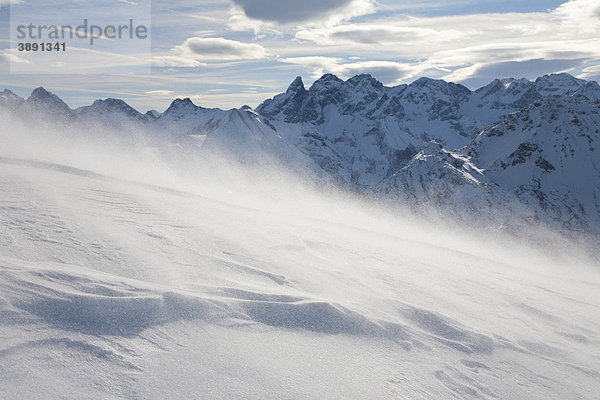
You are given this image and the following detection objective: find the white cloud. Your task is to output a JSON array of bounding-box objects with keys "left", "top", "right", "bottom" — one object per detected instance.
[
  {"left": 153, "top": 55, "right": 207, "bottom": 68},
  {"left": 578, "top": 64, "right": 600, "bottom": 80},
  {"left": 279, "top": 57, "right": 413, "bottom": 85},
  {"left": 289, "top": 0, "right": 600, "bottom": 85},
  {"left": 145, "top": 90, "right": 175, "bottom": 96},
  {"left": 153, "top": 37, "right": 268, "bottom": 67},
  {"left": 295, "top": 24, "right": 463, "bottom": 45},
  {"left": 333, "top": 61, "right": 413, "bottom": 84},
  {"left": 278, "top": 56, "right": 343, "bottom": 78},
  {"left": 435, "top": 39, "right": 600, "bottom": 82},
  {"left": 0, "top": 50, "right": 30, "bottom": 64},
  {"left": 553, "top": 0, "right": 600, "bottom": 34},
  {"left": 446, "top": 58, "right": 587, "bottom": 88}
]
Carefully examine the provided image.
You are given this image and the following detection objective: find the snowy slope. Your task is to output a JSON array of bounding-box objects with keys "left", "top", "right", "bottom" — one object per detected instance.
[
  {"left": 535, "top": 73, "right": 586, "bottom": 96},
  {"left": 375, "top": 141, "right": 496, "bottom": 220},
  {"left": 534, "top": 73, "right": 600, "bottom": 101},
  {"left": 468, "top": 95, "right": 600, "bottom": 233},
  {"left": 378, "top": 94, "right": 600, "bottom": 234},
  {"left": 149, "top": 98, "right": 322, "bottom": 174},
  {"left": 460, "top": 78, "right": 543, "bottom": 135},
  {"left": 0, "top": 156, "right": 598, "bottom": 399}
]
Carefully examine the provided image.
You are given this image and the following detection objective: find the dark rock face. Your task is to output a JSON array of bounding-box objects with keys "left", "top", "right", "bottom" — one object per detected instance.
[{"left": 509, "top": 143, "right": 540, "bottom": 166}]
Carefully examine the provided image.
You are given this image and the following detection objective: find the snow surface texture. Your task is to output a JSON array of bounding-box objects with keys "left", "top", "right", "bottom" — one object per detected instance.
[
  {"left": 0, "top": 155, "right": 599, "bottom": 399},
  {"left": 0, "top": 74, "right": 599, "bottom": 399}
]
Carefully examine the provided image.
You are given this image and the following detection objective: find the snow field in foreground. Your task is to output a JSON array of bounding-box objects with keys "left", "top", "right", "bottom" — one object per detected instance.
[{"left": 0, "top": 159, "right": 599, "bottom": 399}]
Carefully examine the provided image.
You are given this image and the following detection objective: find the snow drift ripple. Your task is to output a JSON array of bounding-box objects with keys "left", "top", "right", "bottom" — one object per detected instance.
[{"left": 2, "top": 260, "right": 496, "bottom": 355}]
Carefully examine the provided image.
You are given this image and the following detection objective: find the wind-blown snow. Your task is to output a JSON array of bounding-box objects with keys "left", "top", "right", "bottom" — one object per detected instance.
[
  {"left": 3, "top": 73, "right": 600, "bottom": 236},
  {"left": 0, "top": 115, "right": 599, "bottom": 399}
]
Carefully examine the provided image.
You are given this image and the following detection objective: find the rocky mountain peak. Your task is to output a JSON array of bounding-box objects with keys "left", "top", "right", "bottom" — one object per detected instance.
[
  {"left": 77, "top": 98, "right": 147, "bottom": 122},
  {"left": 309, "top": 73, "right": 344, "bottom": 94},
  {"left": 145, "top": 110, "right": 161, "bottom": 120},
  {"left": 164, "top": 98, "right": 198, "bottom": 115},
  {"left": 29, "top": 86, "right": 53, "bottom": 99},
  {"left": 28, "top": 87, "right": 69, "bottom": 107},
  {"left": 26, "top": 87, "right": 73, "bottom": 118},
  {"left": 534, "top": 73, "right": 585, "bottom": 96},
  {"left": 346, "top": 74, "right": 384, "bottom": 90},
  {"left": 286, "top": 76, "right": 306, "bottom": 94},
  {"left": 0, "top": 89, "right": 25, "bottom": 110}
]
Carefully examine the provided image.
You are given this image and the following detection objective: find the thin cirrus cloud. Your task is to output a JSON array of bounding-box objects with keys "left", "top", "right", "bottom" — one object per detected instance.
[
  {"left": 153, "top": 37, "right": 268, "bottom": 67},
  {"left": 295, "top": 25, "right": 464, "bottom": 45}
]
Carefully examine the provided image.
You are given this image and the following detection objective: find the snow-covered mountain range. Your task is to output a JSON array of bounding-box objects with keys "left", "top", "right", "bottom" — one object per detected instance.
[{"left": 2, "top": 72, "right": 599, "bottom": 235}]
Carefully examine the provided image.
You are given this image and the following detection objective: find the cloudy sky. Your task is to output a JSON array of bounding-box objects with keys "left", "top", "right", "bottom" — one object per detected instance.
[{"left": 1, "top": 0, "right": 599, "bottom": 111}]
